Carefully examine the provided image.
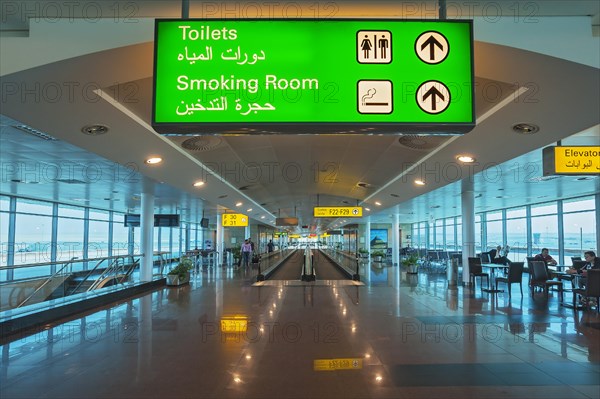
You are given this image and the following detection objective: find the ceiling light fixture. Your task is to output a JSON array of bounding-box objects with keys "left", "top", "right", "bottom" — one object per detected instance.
[
  {"left": 512, "top": 123, "right": 539, "bottom": 135},
  {"left": 81, "top": 124, "right": 109, "bottom": 136},
  {"left": 236, "top": 202, "right": 243, "bottom": 207},
  {"left": 415, "top": 179, "right": 426, "bottom": 185},
  {"left": 193, "top": 181, "right": 205, "bottom": 187},
  {"left": 456, "top": 155, "right": 476, "bottom": 163},
  {"left": 145, "top": 157, "right": 163, "bottom": 165},
  {"left": 365, "top": 208, "right": 371, "bottom": 211},
  {"left": 247, "top": 208, "right": 253, "bottom": 212},
  {"left": 375, "top": 201, "right": 382, "bottom": 206}
]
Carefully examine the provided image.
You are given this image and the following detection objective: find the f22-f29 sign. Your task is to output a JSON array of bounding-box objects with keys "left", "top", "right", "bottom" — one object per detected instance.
[{"left": 152, "top": 19, "right": 474, "bottom": 135}]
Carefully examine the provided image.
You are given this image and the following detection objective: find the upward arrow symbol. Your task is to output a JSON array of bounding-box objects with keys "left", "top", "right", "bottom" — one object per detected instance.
[
  {"left": 421, "top": 35, "right": 444, "bottom": 61},
  {"left": 422, "top": 86, "right": 445, "bottom": 111}
]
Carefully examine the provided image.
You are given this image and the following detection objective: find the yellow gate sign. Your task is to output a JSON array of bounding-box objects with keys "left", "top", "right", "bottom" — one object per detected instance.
[
  {"left": 222, "top": 213, "right": 248, "bottom": 227},
  {"left": 313, "top": 358, "right": 363, "bottom": 371},
  {"left": 314, "top": 207, "right": 363, "bottom": 217}
]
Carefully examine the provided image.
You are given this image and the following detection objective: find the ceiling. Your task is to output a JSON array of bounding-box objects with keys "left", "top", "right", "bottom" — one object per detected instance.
[{"left": 0, "top": 1, "right": 599, "bottom": 231}]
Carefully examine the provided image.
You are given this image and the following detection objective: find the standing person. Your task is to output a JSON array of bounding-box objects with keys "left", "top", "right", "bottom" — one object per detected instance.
[
  {"left": 534, "top": 248, "right": 557, "bottom": 266},
  {"left": 267, "top": 239, "right": 274, "bottom": 253},
  {"left": 241, "top": 239, "right": 252, "bottom": 269}
]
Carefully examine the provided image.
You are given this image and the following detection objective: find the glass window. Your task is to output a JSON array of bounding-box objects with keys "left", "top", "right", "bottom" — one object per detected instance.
[
  {"left": 507, "top": 207, "right": 526, "bottom": 219},
  {"left": 58, "top": 204, "right": 84, "bottom": 218},
  {"left": 88, "top": 220, "right": 109, "bottom": 258},
  {"left": 172, "top": 227, "right": 181, "bottom": 257},
  {"left": 531, "top": 215, "right": 559, "bottom": 256},
  {"left": 531, "top": 202, "right": 557, "bottom": 216},
  {"left": 434, "top": 220, "right": 443, "bottom": 249},
  {"left": 0, "top": 195, "right": 10, "bottom": 212},
  {"left": 444, "top": 218, "right": 455, "bottom": 251},
  {"left": 112, "top": 217, "right": 130, "bottom": 256},
  {"left": 563, "top": 196, "right": 595, "bottom": 213},
  {"left": 563, "top": 211, "right": 597, "bottom": 258},
  {"left": 486, "top": 220, "right": 503, "bottom": 250},
  {"left": 0, "top": 211, "right": 8, "bottom": 268},
  {"left": 16, "top": 198, "right": 52, "bottom": 215},
  {"left": 506, "top": 218, "right": 527, "bottom": 261},
  {"left": 487, "top": 211, "right": 502, "bottom": 221},
  {"left": 13, "top": 214, "right": 52, "bottom": 277},
  {"left": 56, "top": 217, "right": 84, "bottom": 265},
  {"left": 456, "top": 222, "right": 462, "bottom": 249},
  {"left": 160, "top": 227, "right": 170, "bottom": 255},
  {"left": 89, "top": 209, "right": 110, "bottom": 221}
]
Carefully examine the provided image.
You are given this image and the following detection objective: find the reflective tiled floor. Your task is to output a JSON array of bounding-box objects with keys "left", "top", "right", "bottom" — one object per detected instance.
[{"left": 1, "top": 262, "right": 599, "bottom": 398}]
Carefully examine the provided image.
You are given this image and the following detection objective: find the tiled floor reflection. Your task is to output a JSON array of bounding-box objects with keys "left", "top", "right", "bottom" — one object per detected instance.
[{"left": 1, "top": 262, "right": 599, "bottom": 398}]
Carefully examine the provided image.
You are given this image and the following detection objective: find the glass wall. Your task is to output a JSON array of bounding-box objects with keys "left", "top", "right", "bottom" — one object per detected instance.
[
  {"left": 412, "top": 195, "right": 598, "bottom": 265},
  {"left": 0, "top": 194, "right": 210, "bottom": 282}
]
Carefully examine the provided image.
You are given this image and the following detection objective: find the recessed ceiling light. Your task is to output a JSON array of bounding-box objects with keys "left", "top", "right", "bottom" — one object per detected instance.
[
  {"left": 247, "top": 208, "right": 253, "bottom": 212},
  {"left": 512, "top": 123, "right": 539, "bottom": 135},
  {"left": 365, "top": 208, "right": 371, "bottom": 211},
  {"left": 145, "top": 157, "right": 162, "bottom": 165},
  {"left": 415, "top": 179, "right": 426, "bottom": 185},
  {"left": 236, "top": 202, "right": 243, "bottom": 207},
  {"left": 456, "top": 155, "right": 476, "bottom": 163},
  {"left": 193, "top": 181, "right": 205, "bottom": 187},
  {"left": 81, "top": 124, "right": 109, "bottom": 136},
  {"left": 261, "top": 216, "right": 265, "bottom": 219},
  {"left": 375, "top": 201, "right": 382, "bottom": 206}
]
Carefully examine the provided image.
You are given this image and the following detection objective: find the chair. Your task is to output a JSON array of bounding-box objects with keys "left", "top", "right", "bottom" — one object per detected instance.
[
  {"left": 480, "top": 252, "right": 492, "bottom": 264},
  {"left": 571, "top": 256, "right": 582, "bottom": 264},
  {"left": 572, "top": 269, "right": 600, "bottom": 312},
  {"left": 530, "top": 261, "right": 563, "bottom": 302},
  {"left": 468, "top": 257, "right": 489, "bottom": 291},
  {"left": 495, "top": 262, "right": 524, "bottom": 297}
]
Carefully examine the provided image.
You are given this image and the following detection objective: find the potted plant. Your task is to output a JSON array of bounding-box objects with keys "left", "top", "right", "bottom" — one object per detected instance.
[
  {"left": 402, "top": 255, "right": 420, "bottom": 274},
  {"left": 371, "top": 250, "right": 385, "bottom": 262},
  {"left": 358, "top": 248, "right": 369, "bottom": 258},
  {"left": 166, "top": 256, "right": 193, "bottom": 286}
]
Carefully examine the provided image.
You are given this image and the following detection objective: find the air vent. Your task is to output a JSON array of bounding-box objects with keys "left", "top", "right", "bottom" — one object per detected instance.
[
  {"left": 13, "top": 125, "right": 57, "bottom": 140},
  {"left": 181, "top": 136, "right": 223, "bottom": 151},
  {"left": 397, "top": 135, "right": 438, "bottom": 150},
  {"left": 527, "top": 176, "right": 560, "bottom": 183},
  {"left": 357, "top": 182, "right": 371, "bottom": 188},
  {"left": 390, "top": 194, "right": 400, "bottom": 198},
  {"left": 218, "top": 194, "right": 228, "bottom": 199},
  {"left": 238, "top": 185, "right": 257, "bottom": 191},
  {"left": 57, "top": 179, "right": 87, "bottom": 184}
]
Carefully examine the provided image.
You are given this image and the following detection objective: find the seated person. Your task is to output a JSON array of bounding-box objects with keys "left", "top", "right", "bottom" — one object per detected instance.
[
  {"left": 534, "top": 248, "right": 557, "bottom": 266},
  {"left": 489, "top": 245, "right": 511, "bottom": 265},
  {"left": 567, "top": 250, "right": 600, "bottom": 279}
]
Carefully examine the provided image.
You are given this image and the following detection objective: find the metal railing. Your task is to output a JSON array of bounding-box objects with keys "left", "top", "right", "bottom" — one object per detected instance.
[{"left": 0, "top": 254, "right": 143, "bottom": 309}]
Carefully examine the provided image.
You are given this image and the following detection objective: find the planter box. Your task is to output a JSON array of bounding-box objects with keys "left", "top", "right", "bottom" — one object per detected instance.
[{"left": 166, "top": 272, "right": 190, "bottom": 286}]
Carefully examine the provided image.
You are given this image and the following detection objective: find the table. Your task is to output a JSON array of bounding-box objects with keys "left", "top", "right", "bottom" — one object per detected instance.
[
  {"left": 481, "top": 263, "right": 509, "bottom": 293},
  {"left": 561, "top": 273, "right": 585, "bottom": 310}
]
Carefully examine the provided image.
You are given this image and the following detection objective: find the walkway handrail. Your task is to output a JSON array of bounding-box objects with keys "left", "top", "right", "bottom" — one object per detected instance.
[
  {"left": 2, "top": 254, "right": 144, "bottom": 271},
  {"left": 16, "top": 256, "right": 80, "bottom": 308},
  {"left": 14, "top": 254, "right": 142, "bottom": 308}
]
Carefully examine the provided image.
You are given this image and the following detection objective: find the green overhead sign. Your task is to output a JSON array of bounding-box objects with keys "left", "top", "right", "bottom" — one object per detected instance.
[{"left": 152, "top": 19, "right": 474, "bottom": 135}]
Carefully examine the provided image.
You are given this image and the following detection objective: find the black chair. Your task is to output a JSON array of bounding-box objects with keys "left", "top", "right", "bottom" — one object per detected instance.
[
  {"left": 530, "top": 261, "right": 563, "bottom": 302},
  {"left": 480, "top": 252, "right": 492, "bottom": 264},
  {"left": 468, "top": 257, "right": 489, "bottom": 291},
  {"left": 573, "top": 269, "right": 600, "bottom": 312},
  {"left": 571, "top": 256, "right": 582, "bottom": 264},
  {"left": 495, "top": 262, "right": 524, "bottom": 297}
]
